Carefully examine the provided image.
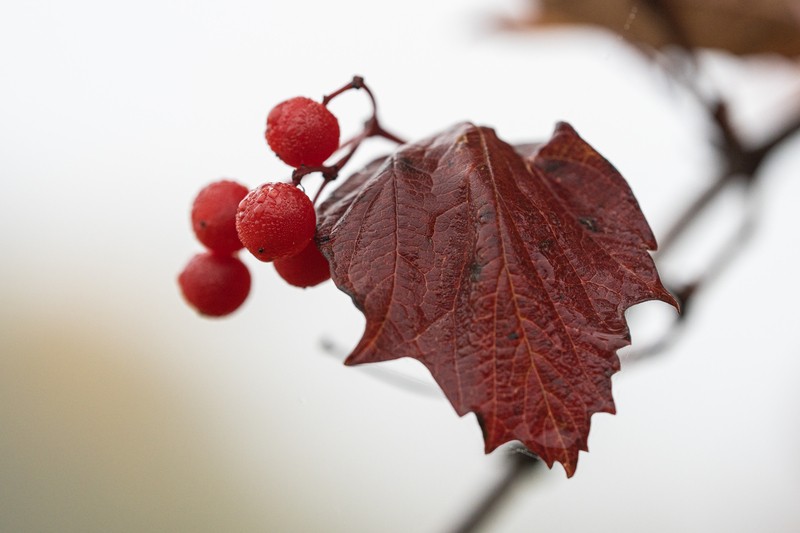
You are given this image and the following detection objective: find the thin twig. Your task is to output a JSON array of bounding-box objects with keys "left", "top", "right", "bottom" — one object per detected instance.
[
  {"left": 626, "top": 193, "right": 758, "bottom": 362},
  {"left": 449, "top": 452, "right": 542, "bottom": 533},
  {"left": 655, "top": 171, "right": 737, "bottom": 257},
  {"left": 754, "top": 105, "right": 800, "bottom": 159},
  {"left": 292, "top": 76, "right": 406, "bottom": 204},
  {"left": 655, "top": 99, "right": 799, "bottom": 259}
]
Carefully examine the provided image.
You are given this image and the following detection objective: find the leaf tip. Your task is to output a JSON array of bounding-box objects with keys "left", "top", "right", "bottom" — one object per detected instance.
[{"left": 552, "top": 121, "right": 578, "bottom": 136}]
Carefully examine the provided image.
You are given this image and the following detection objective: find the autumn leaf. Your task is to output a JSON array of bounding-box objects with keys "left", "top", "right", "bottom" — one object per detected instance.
[
  {"left": 317, "top": 122, "right": 677, "bottom": 476},
  {"left": 502, "top": 0, "right": 800, "bottom": 57}
]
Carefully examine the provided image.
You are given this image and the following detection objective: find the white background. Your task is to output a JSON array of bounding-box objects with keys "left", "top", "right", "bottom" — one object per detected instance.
[{"left": 1, "top": 1, "right": 799, "bottom": 532}]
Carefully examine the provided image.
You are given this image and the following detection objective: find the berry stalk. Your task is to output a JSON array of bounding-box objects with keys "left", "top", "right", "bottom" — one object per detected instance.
[{"left": 292, "top": 76, "right": 407, "bottom": 204}]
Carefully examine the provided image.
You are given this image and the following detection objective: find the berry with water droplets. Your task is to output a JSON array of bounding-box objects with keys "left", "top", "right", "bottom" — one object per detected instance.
[
  {"left": 178, "top": 252, "right": 251, "bottom": 317},
  {"left": 266, "top": 97, "right": 340, "bottom": 167},
  {"left": 236, "top": 182, "right": 316, "bottom": 262}
]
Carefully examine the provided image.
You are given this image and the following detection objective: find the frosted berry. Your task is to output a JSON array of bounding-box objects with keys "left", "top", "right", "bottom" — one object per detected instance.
[
  {"left": 274, "top": 240, "right": 331, "bottom": 288},
  {"left": 191, "top": 179, "right": 248, "bottom": 254},
  {"left": 266, "top": 96, "right": 340, "bottom": 167},
  {"left": 178, "top": 252, "right": 251, "bottom": 317},
  {"left": 236, "top": 182, "right": 316, "bottom": 262}
]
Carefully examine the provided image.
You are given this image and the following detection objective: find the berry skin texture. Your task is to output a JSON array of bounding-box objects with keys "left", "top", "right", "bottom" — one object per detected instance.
[
  {"left": 274, "top": 240, "right": 331, "bottom": 288},
  {"left": 266, "top": 97, "right": 340, "bottom": 168},
  {"left": 178, "top": 252, "right": 251, "bottom": 317},
  {"left": 236, "top": 182, "right": 316, "bottom": 262},
  {"left": 191, "top": 180, "right": 249, "bottom": 254}
]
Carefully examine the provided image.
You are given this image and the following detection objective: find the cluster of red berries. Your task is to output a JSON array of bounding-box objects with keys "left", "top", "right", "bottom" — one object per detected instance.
[{"left": 178, "top": 96, "right": 340, "bottom": 317}]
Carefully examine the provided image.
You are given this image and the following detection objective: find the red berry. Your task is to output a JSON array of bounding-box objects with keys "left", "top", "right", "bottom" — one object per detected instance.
[
  {"left": 274, "top": 240, "right": 331, "bottom": 288},
  {"left": 266, "top": 96, "right": 340, "bottom": 167},
  {"left": 191, "top": 180, "right": 249, "bottom": 254},
  {"left": 178, "top": 252, "right": 251, "bottom": 317},
  {"left": 236, "top": 182, "right": 316, "bottom": 262}
]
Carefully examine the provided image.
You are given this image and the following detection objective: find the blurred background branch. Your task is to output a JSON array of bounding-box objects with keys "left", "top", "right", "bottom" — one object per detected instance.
[{"left": 451, "top": 1, "right": 800, "bottom": 530}]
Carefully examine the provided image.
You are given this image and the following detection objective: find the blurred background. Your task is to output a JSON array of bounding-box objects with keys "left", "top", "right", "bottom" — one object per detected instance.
[{"left": 1, "top": 1, "right": 799, "bottom": 531}]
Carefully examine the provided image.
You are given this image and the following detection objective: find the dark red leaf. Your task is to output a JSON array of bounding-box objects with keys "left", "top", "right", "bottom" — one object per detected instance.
[{"left": 317, "top": 122, "right": 676, "bottom": 476}]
